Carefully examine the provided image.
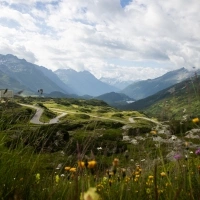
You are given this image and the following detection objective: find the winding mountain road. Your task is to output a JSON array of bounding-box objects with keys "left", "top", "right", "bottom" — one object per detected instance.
[
  {"left": 20, "top": 104, "right": 161, "bottom": 126},
  {"left": 20, "top": 104, "right": 67, "bottom": 124}
]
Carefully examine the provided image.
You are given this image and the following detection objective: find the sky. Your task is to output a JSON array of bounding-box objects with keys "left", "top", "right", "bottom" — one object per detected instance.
[{"left": 0, "top": 0, "right": 200, "bottom": 82}]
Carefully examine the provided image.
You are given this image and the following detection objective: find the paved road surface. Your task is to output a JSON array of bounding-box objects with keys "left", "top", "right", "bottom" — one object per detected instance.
[{"left": 20, "top": 104, "right": 67, "bottom": 124}]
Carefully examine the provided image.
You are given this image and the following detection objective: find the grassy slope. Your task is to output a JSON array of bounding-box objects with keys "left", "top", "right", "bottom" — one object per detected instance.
[{"left": 122, "top": 76, "right": 200, "bottom": 120}]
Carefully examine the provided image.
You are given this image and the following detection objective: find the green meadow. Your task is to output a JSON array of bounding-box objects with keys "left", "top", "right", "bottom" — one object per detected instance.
[{"left": 0, "top": 97, "right": 200, "bottom": 200}]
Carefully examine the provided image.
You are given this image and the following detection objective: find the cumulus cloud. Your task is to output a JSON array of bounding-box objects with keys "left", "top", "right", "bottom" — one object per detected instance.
[{"left": 0, "top": 0, "right": 200, "bottom": 81}]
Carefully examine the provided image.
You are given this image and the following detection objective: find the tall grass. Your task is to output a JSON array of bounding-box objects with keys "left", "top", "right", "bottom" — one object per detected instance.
[{"left": 0, "top": 100, "right": 200, "bottom": 199}]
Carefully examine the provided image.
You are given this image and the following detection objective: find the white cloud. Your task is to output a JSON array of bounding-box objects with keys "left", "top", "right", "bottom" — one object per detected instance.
[{"left": 0, "top": 0, "right": 200, "bottom": 81}]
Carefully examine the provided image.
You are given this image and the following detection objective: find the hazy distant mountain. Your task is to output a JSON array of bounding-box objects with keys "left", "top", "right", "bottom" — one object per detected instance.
[
  {"left": 0, "top": 54, "right": 72, "bottom": 94},
  {"left": 95, "top": 92, "right": 134, "bottom": 107},
  {"left": 121, "top": 68, "right": 191, "bottom": 100},
  {"left": 100, "top": 77, "right": 134, "bottom": 90},
  {"left": 55, "top": 69, "right": 119, "bottom": 96},
  {"left": 35, "top": 65, "right": 75, "bottom": 94}
]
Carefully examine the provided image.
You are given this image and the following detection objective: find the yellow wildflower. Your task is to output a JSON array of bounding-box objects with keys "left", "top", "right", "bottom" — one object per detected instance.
[
  {"left": 69, "top": 167, "right": 76, "bottom": 173},
  {"left": 65, "top": 166, "right": 71, "bottom": 171},
  {"left": 135, "top": 171, "right": 140, "bottom": 175},
  {"left": 148, "top": 175, "right": 154, "bottom": 179},
  {"left": 80, "top": 187, "right": 100, "bottom": 200},
  {"left": 150, "top": 130, "right": 157, "bottom": 135},
  {"left": 160, "top": 172, "right": 166, "bottom": 177},
  {"left": 192, "top": 117, "right": 199, "bottom": 123},
  {"left": 112, "top": 158, "right": 119, "bottom": 166},
  {"left": 87, "top": 160, "right": 97, "bottom": 169},
  {"left": 78, "top": 161, "right": 85, "bottom": 168}
]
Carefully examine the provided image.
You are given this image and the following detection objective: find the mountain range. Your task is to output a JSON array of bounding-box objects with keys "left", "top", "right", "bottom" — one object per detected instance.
[
  {"left": 121, "top": 68, "right": 192, "bottom": 100},
  {"left": 0, "top": 54, "right": 196, "bottom": 104},
  {"left": 0, "top": 54, "right": 118, "bottom": 97},
  {"left": 54, "top": 69, "right": 118, "bottom": 96}
]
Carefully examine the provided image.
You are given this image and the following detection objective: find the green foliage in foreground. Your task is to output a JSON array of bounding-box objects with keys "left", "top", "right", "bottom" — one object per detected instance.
[
  {"left": 0, "top": 138, "right": 200, "bottom": 200},
  {"left": 1, "top": 99, "right": 200, "bottom": 199}
]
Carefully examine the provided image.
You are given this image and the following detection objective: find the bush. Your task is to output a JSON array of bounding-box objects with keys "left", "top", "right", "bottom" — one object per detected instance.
[
  {"left": 128, "top": 127, "right": 151, "bottom": 136},
  {"left": 112, "top": 113, "right": 124, "bottom": 118},
  {"left": 76, "top": 114, "right": 90, "bottom": 119}
]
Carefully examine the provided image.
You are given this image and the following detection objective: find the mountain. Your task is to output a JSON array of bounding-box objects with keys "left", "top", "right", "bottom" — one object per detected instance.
[
  {"left": 35, "top": 65, "right": 74, "bottom": 94},
  {"left": 120, "top": 74, "right": 200, "bottom": 120},
  {"left": 100, "top": 77, "right": 134, "bottom": 90},
  {"left": 95, "top": 92, "right": 134, "bottom": 107},
  {"left": 121, "top": 68, "right": 191, "bottom": 100},
  {"left": 55, "top": 69, "right": 119, "bottom": 96},
  {"left": 0, "top": 69, "right": 30, "bottom": 93},
  {"left": 0, "top": 54, "right": 72, "bottom": 95}
]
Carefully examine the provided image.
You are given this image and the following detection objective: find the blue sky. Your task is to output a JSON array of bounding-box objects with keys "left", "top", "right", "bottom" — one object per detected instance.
[
  {"left": 0, "top": 0, "right": 199, "bottom": 82},
  {"left": 120, "top": 0, "right": 132, "bottom": 8}
]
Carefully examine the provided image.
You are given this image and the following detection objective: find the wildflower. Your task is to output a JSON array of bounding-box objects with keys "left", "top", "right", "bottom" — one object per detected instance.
[
  {"left": 35, "top": 173, "right": 40, "bottom": 183},
  {"left": 102, "top": 176, "right": 108, "bottom": 183},
  {"left": 55, "top": 175, "right": 59, "bottom": 183},
  {"left": 108, "top": 171, "right": 114, "bottom": 178},
  {"left": 87, "top": 160, "right": 97, "bottom": 169},
  {"left": 192, "top": 117, "right": 199, "bottom": 123},
  {"left": 80, "top": 187, "right": 100, "bottom": 200},
  {"left": 185, "top": 142, "right": 189, "bottom": 150},
  {"left": 150, "top": 130, "right": 157, "bottom": 135},
  {"left": 174, "top": 154, "right": 182, "bottom": 160},
  {"left": 96, "top": 184, "right": 104, "bottom": 192},
  {"left": 135, "top": 171, "right": 140, "bottom": 175},
  {"left": 185, "top": 155, "right": 188, "bottom": 160},
  {"left": 112, "top": 158, "right": 119, "bottom": 166},
  {"left": 148, "top": 175, "right": 154, "bottom": 180},
  {"left": 195, "top": 148, "right": 200, "bottom": 155},
  {"left": 69, "top": 168, "right": 76, "bottom": 173},
  {"left": 78, "top": 161, "right": 85, "bottom": 168},
  {"left": 160, "top": 172, "right": 166, "bottom": 177},
  {"left": 65, "top": 166, "right": 71, "bottom": 171}
]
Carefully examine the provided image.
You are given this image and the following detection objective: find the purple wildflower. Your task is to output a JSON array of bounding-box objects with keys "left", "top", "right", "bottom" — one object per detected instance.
[
  {"left": 174, "top": 154, "right": 182, "bottom": 160},
  {"left": 195, "top": 149, "right": 200, "bottom": 155}
]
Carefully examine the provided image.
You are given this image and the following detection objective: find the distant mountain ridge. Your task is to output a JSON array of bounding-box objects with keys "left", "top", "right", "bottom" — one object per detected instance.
[
  {"left": 0, "top": 53, "right": 196, "bottom": 100},
  {"left": 0, "top": 54, "right": 71, "bottom": 94},
  {"left": 55, "top": 69, "right": 119, "bottom": 96},
  {"left": 121, "top": 68, "right": 192, "bottom": 100},
  {"left": 100, "top": 77, "right": 135, "bottom": 90},
  {"left": 121, "top": 74, "right": 200, "bottom": 120},
  {"left": 0, "top": 54, "right": 118, "bottom": 97}
]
